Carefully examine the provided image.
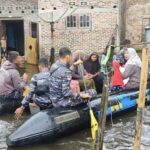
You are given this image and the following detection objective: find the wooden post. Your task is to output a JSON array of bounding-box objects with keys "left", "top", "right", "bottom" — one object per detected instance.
[
  {"left": 95, "top": 40, "right": 115, "bottom": 150},
  {"left": 96, "top": 74, "right": 109, "bottom": 150},
  {"left": 133, "top": 48, "right": 149, "bottom": 150}
]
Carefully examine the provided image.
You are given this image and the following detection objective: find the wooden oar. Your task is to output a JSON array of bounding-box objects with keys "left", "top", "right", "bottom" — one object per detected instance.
[{"left": 79, "top": 64, "right": 99, "bottom": 140}]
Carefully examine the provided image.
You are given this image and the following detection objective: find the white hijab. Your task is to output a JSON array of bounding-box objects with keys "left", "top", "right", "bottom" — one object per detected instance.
[{"left": 125, "top": 48, "right": 141, "bottom": 68}]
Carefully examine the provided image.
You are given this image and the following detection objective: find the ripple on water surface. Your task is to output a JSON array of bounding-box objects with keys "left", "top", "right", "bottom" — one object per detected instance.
[
  {"left": 1, "top": 108, "right": 150, "bottom": 150},
  {"left": 0, "top": 120, "right": 14, "bottom": 150}
]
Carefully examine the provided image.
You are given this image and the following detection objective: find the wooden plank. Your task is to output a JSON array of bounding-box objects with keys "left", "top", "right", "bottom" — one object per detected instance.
[
  {"left": 95, "top": 41, "right": 115, "bottom": 150},
  {"left": 26, "top": 36, "right": 38, "bottom": 65},
  {"left": 133, "top": 48, "right": 149, "bottom": 150},
  {"left": 96, "top": 75, "right": 109, "bottom": 150},
  {"left": 138, "top": 48, "right": 149, "bottom": 108}
]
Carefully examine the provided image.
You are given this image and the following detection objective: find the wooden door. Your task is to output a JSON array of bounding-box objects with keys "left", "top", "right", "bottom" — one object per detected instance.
[{"left": 26, "top": 36, "right": 38, "bottom": 65}]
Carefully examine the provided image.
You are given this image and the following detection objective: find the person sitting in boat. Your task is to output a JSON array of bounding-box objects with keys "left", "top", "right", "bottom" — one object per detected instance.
[
  {"left": 49, "top": 47, "right": 97, "bottom": 108},
  {"left": 111, "top": 48, "right": 141, "bottom": 91},
  {"left": 70, "top": 50, "right": 96, "bottom": 91},
  {"left": 0, "top": 51, "right": 28, "bottom": 99},
  {"left": 15, "top": 58, "right": 51, "bottom": 120},
  {"left": 122, "top": 48, "right": 141, "bottom": 89},
  {"left": 111, "top": 60, "right": 125, "bottom": 92},
  {"left": 84, "top": 52, "right": 103, "bottom": 93},
  {"left": 113, "top": 39, "right": 131, "bottom": 66}
]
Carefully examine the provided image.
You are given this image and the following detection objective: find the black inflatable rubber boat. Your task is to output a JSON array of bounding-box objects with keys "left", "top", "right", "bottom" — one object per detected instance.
[{"left": 7, "top": 89, "right": 150, "bottom": 147}]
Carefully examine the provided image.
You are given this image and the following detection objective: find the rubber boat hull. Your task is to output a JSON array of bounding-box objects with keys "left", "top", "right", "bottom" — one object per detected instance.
[
  {"left": 7, "top": 89, "right": 150, "bottom": 147},
  {"left": 0, "top": 96, "right": 21, "bottom": 115}
]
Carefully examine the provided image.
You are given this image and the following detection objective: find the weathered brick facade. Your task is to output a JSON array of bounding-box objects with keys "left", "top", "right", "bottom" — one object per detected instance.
[
  {"left": 0, "top": 0, "right": 118, "bottom": 59},
  {"left": 122, "top": 0, "right": 150, "bottom": 48},
  {"left": 0, "top": 0, "right": 38, "bottom": 58},
  {"left": 38, "top": 0, "right": 118, "bottom": 57}
]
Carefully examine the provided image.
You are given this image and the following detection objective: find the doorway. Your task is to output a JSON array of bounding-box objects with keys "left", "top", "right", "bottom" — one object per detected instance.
[{"left": 4, "top": 20, "right": 24, "bottom": 56}]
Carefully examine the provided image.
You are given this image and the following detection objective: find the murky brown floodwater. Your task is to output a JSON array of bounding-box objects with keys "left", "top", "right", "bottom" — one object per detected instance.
[{"left": 1, "top": 63, "right": 150, "bottom": 150}]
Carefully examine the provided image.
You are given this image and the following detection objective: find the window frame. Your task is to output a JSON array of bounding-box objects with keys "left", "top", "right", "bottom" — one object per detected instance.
[
  {"left": 66, "top": 15, "right": 77, "bottom": 29},
  {"left": 80, "top": 0, "right": 88, "bottom": 6},
  {"left": 79, "top": 14, "right": 91, "bottom": 28},
  {"left": 68, "top": 0, "right": 76, "bottom": 6},
  {"left": 69, "top": 2, "right": 76, "bottom": 6},
  {"left": 31, "top": 22, "right": 38, "bottom": 38}
]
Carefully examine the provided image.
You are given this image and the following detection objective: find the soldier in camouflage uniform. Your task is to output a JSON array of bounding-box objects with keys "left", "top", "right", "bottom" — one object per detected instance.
[
  {"left": 49, "top": 47, "right": 97, "bottom": 107},
  {"left": 15, "top": 58, "right": 51, "bottom": 120}
]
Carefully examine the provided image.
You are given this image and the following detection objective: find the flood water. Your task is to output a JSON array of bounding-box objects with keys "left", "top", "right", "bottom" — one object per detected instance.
[{"left": 1, "top": 64, "right": 150, "bottom": 150}]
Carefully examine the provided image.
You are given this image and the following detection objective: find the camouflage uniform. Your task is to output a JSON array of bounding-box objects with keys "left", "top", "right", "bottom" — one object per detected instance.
[
  {"left": 22, "top": 68, "right": 51, "bottom": 109},
  {"left": 49, "top": 60, "right": 97, "bottom": 107}
]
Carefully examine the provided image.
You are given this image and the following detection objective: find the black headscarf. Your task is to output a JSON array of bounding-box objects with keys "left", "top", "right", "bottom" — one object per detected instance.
[{"left": 84, "top": 52, "right": 100, "bottom": 74}]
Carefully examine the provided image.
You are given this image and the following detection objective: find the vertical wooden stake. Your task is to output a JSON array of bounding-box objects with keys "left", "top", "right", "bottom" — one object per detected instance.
[
  {"left": 133, "top": 48, "right": 149, "bottom": 150},
  {"left": 94, "top": 74, "right": 109, "bottom": 150},
  {"left": 95, "top": 42, "right": 115, "bottom": 150}
]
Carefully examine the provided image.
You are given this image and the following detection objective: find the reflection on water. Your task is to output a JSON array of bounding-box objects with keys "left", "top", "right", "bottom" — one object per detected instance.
[{"left": 0, "top": 64, "right": 150, "bottom": 150}]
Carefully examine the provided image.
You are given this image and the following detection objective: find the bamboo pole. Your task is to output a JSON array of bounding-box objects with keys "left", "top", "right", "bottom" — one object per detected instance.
[
  {"left": 95, "top": 40, "right": 115, "bottom": 150},
  {"left": 96, "top": 74, "right": 109, "bottom": 150},
  {"left": 133, "top": 48, "right": 149, "bottom": 150}
]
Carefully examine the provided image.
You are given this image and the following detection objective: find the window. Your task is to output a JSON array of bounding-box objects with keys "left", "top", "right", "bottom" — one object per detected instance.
[
  {"left": 141, "top": 18, "right": 150, "bottom": 42},
  {"left": 69, "top": 2, "right": 76, "bottom": 5},
  {"left": 66, "top": 16, "right": 77, "bottom": 28},
  {"left": 80, "top": 15, "right": 90, "bottom": 28},
  {"left": 31, "top": 22, "right": 37, "bottom": 38},
  {"left": 80, "top": 0, "right": 88, "bottom": 5},
  {"left": 68, "top": 0, "right": 76, "bottom": 6},
  {"left": 81, "top": 1, "right": 87, "bottom": 5}
]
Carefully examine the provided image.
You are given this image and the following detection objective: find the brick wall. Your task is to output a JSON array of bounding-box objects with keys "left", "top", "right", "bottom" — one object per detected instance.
[
  {"left": 124, "top": 0, "right": 150, "bottom": 48},
  {"left": 0, "top": 0, "right": 118, "bottom": 58},
  {"left": 38, "top": 0, "right": 118, "bottom": 57},
  {"left": 0, "top": 0, "right": 38, "bottom": 58},
  {"left": 0, "top": 0, "right": 38, "bottom": 17}
]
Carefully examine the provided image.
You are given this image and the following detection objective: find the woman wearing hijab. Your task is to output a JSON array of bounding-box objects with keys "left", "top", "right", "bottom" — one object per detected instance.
[
  {"left": 84, "top": 52, "right": 103, "bottom": 93},
  {"left": 70, "top": 50, "right": 96, "bottom": 91},
  {"left": 122, "top": 48, "right": 141, "bottom": 89},
  {"left": 111, "top": 48, "right": 141, "bottom": 91}
]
